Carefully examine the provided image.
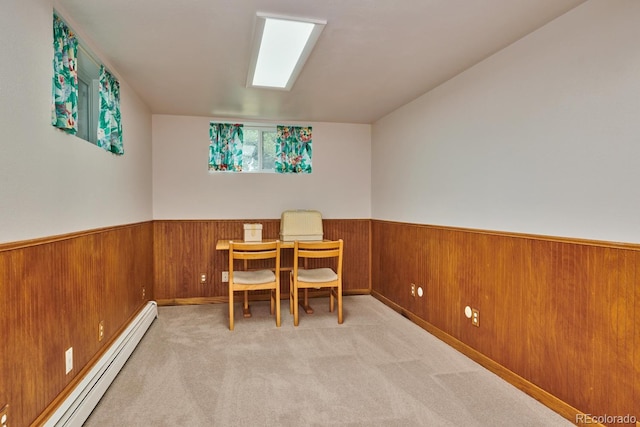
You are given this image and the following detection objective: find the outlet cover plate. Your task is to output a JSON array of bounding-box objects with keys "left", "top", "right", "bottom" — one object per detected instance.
[
  {"left": 1, "top": 404, "right": 8, "bottom": 427},
  {"left": 471, "top": 309, "right": 480, "bottom": 327},
  {"left": 65, "top": 347, "right": 73, "bottom": 374}
]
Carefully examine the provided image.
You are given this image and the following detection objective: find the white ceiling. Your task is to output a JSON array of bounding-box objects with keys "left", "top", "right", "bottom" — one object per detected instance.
[{"left": 56, "top": 0, "right": 587, "bottom": 124}]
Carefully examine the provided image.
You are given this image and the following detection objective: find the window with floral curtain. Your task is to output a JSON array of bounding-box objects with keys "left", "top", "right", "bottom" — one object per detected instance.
[
  {"left": 51, "top": 13, "right": 78, "bottom": 134},
  {"left": 209, "top": 123, "right": 244, "bottom": 171},
  {"left": 97, "top": 65, "right": 123, "bottom": 155},
  {"left": 275, "top": 126, "right": 312, "bottom": 173}
]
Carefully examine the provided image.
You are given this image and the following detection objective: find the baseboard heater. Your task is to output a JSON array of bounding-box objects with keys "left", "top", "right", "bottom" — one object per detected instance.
[{"left": 44, "top": 301, "right": 158, "bottom": 427}]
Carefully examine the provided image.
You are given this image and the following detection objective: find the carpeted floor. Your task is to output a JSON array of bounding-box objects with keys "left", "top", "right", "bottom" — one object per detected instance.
[{"left": 84, "top": 295, "right": 573, "bottom": 426}]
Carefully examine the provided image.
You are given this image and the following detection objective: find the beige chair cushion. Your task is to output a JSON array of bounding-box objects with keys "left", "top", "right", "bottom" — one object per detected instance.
[
  {"left": 233, "top": 269, "right": 276, "bottom": 285},
  {"left": 296, "top": 268, "right": 337, "bottom": 283}
]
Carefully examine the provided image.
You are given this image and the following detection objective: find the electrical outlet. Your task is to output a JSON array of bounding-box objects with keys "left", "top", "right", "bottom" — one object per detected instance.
[
  {"left": 410, "top": 283, "right": 416, "bottom": 297},
  {"left": 1, "top": 404, "right": 8, "bottom": 427},
  {"left": 142, "top": 286, "right": 146, "bottom": 300},
  {"left": 98, "top": 321, "right": 104, "bottom": 342},
  {"left": 200, "top": 273, "right": 207, "bottom": 284},
  {"left": 222, "top": 271, "right": 229, "bottom": 282},
  {"left": 471, "top": 309, "right": 480, "bottom": 327},
  {"left": 65, "top": 347, "right": 73, "bottom": 374}
]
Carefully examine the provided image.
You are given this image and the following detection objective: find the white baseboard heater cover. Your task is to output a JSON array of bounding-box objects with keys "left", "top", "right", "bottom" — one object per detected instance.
[{"left": 44, "top": 301, "right": 158, "bottom": 427}]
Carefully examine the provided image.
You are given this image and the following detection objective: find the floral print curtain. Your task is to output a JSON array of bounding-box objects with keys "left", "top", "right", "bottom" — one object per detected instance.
[
  {"left": 275, "top": 126, "right": 312, "bottom": 173},
  {"left": 209, "top": 123, "right": 243, "bottom": 171},
  {"left": 97, "top": 66, "right": 124, "bottom": 155},
  {"left": 51, "top": 14, "right": 78, "bottom": 134}
]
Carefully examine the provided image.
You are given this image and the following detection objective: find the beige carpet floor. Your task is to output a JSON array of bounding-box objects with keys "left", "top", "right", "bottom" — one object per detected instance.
[{"left": 84, "top": 295, "right": 573, "bottom": 426}]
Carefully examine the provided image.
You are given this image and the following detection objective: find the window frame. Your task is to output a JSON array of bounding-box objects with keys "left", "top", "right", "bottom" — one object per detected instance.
[{"left": 76, "top": 46, "right": 100, "bottom": 145}]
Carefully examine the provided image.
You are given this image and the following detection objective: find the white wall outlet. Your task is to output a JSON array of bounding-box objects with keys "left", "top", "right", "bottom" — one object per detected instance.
[
  {"left": 222, "top": 271, "right": 229, "bottom": 282},
  {"left": 200, "top": 273, "right": 207, "bottom": 284},
  {"left": 464, "top": 306, "right": 472, "bottom": 318},
  {"left": 65, "top": 347, "right": 73, "bottom": 374}
]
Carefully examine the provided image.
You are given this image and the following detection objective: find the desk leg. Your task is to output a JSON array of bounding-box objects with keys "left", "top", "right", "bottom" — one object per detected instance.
[
  {"left": 243, "top": 290, "right": 251, "bottom": 318},
  {"left": 301, "top": 289, "right": 314, "bottom": 314}
]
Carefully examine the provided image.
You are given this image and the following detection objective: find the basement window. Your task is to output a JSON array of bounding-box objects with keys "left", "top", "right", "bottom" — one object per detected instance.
[
  {"left": 208, "top": 122, "right": 312, "bottom": 173},
  {"left": 52, "top": 12, "right": 123, "bottom": 154}
]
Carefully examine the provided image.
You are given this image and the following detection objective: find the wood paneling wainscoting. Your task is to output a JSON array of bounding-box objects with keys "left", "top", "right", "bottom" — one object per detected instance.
[
  {"left": 153, "top": 219, "right": 371, "bottom": 305},
  {"left": 0, "top": 222, "right": 153, "bottom": 427},
  {"left": 6, "top": 218, "right": 634, "bottom": 426},
  {"left": 371, "top": 219, "right": 639, "bottom": 426}
]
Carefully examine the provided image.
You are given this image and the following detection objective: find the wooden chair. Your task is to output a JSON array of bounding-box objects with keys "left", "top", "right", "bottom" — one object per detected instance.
[
  {"left": 228, "top": 240, "right": 281, "bottom": 331},
  {"left": 290, "top": 239, "right": 343, "bottom": 326}
]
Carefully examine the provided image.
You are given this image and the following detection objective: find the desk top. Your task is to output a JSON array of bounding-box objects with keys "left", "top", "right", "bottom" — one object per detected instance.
[
  {"left": 215, "top": 239, "right": 295, "bottom": 250},
  {"left": 215, "top": 239, "right": 333, "bottom": 250}
]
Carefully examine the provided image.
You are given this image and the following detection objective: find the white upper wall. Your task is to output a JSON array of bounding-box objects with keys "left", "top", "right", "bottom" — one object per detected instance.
[
  {"left": 152, "top": 115, "right": 371, "bottom": 220},
  {"left": 8, "top": 0, "right": 637, "bottom": 244},
  {"left": 372, "top": 0, "right": 640, "bottom": 244},
  {"left": 0, "top": 0, "right": 153, "bottom": 244}
]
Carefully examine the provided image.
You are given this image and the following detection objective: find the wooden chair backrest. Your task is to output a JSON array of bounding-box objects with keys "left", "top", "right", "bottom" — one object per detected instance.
[
  {"left": 229, "top": 241, "right": 281, "bottom": 273},
  {"left": 294, "top": 239, "right": 343, "bottom": 272},
  {"left": 230, "top": 241, "right": 280, "bottom": 260}
]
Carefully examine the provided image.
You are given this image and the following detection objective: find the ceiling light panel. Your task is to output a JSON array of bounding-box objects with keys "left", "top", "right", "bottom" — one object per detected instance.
[{"left": 247, "top": 13, "right": 326, "bottom": 91}]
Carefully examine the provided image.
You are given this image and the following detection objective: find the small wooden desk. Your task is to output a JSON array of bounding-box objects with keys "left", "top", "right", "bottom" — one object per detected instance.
[{"left": 216, "top": 239, "right": 315, "bottom": 317}]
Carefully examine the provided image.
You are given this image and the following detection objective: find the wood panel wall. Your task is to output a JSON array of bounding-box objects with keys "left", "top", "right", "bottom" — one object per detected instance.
[
  {"left": 7, "top": 218, "right": 634, "bottom": 425},
  {"left": 0, "top": 222, "right": 153, "bottom": 427},
  {"left": 371, "top": 220, "right": 639, "bottom": 426},
  {"left": 153, "top": 219, "right": 371, "bottom": 304}
]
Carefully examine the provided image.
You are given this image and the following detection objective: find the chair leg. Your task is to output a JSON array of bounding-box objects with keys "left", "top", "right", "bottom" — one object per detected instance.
[
  {"left": 293, "top": 284, "right": 299, "bottom": 326},
  {"left": 275, "top": 284, "right": 281, "bottom": 327},
  {"left": 289, "top": 272, "right": 294, "bottom": 315},
  {"left": 229, "top": 288, "right": 234, "bottom": 331},
  {"left": 330, "top": 287, "right": 335, "bottom": 312},
  {"left": 337, "top": 285, "right": 343, "bottom": 324},
  {"left": 270, "top": 289, "right": 275, "bottom": 315}
]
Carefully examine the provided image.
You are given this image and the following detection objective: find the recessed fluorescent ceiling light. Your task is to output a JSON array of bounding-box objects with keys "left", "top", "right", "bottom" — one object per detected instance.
[{"left": 247, "top": 14, "right": 325, "bottom": 90}]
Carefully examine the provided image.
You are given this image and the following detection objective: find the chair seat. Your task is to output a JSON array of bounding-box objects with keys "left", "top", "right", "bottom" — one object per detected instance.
[
  {"left": 233, "top": 269, "right": 276, "bottom": 285},
  {"left": 297, "top": 267, "right": 337, "bottom": 283}
]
